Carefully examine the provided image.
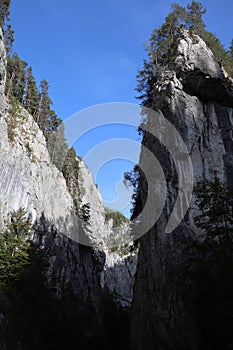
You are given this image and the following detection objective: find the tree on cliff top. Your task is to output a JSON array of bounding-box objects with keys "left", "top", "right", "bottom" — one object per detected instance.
[{"left": 136, "top": 1, "right": 233, "bottom": 107}]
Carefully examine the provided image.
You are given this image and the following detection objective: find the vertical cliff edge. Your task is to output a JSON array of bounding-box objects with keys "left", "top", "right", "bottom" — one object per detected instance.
[{"left": 130, "top": 30, "right": 233, "bottom": 350}]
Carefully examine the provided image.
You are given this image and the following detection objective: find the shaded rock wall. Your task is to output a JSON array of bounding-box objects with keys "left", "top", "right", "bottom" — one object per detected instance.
[{"left": 130, "top": 31, "right": 233, "bottom": 350}]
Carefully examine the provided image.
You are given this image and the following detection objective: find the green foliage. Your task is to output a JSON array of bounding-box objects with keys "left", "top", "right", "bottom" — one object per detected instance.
[
  {"left": 135, "top": 59, "right": 156, "bottom": 108},
  {"left": 46, "top": 123, "right": 68, "bottom": 171},
  {"left": 124, "top": 165, "right": 143, "bottom": 220},
  {"left": 0, "top": 0, "right": 13, "bottom": 53},
  {"left": 182, "top": 179, "right": 233, "bottom": 348},
  {"left": 62, "top": 147, "right": 80, "bottom": 184},
  {"left": 0, "top": 0, "right": 11, "bottom": 27},
  {"left": 1, "top": 0, "right": 66, "bottom": 172},
  {"left": 37, "top": 79, "right": 62, "bottom": 137},
  {"left": 229, "top": 39, "right": 233, "bottom": 59},
  {"left": 136, "top": 1, "right": 233, "bottom": 107},
  {"left": 5, "top": 53, "right": 28, "bottom": 101},
  {"left": 186, "top": 0, "right": 206, "bottom": 34},
  {"left": 5, "top": 51, "right": 65, "bottom": 168},
  {"left": 6, "top": 207, "right": 32, "bottom": 236},
  {"left": 0, "top": 240, "right": 116, "bottom": 349},
  {"left": 194, "top": 178, "right": 233, "bottom": 245},
  {"left": 62, "top": 147, "right": 90, "bottom": 222},
  {"left": 0, "top": 218, "right": 129, "bottom": 348},
  {"left": 134, "top": 1, "right": 233, "bottom": 232},
  {"left": 5, "top": 48, "right": 62, "bottom": 143},
  {"left": 2, "top": 0, "right": 77, "bottom": 178},
  {"left": 5, "top": 52, "right": 62, "bottom": 138},
  {"left": 3, "top": 23, "right": 14, "bottom": 52},
  {"left": 105, "top": 208, "right": 129, "bottom": 228},
  {"left": 136, "top": 1, "right": 206, "bottom": 106},
  {"left": 0, "top": 208, "right": 31, "bottom": 288},
  {"left": 23, "top": 66, "right": 39, "bottom": 116},
  {"left": 6, "top": 99, "right": 18, "bottom": 142}
]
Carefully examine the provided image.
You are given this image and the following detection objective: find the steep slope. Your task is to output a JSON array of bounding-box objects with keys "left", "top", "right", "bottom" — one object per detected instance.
[{"left": 130, "top": 30, "right": 233, "bottom": 350}]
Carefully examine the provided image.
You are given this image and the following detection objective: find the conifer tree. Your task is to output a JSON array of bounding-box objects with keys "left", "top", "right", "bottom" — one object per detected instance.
[
  {"left": 3, "top": 23, "right": 13, "bottom": 52},
  {"left": 5, "top": 53, "right": 27, "bottom": 101},
  {"left": 194, "top": 178, "right": 233, "bottom": 254},
  {"left": 7, "top": 207, "right": 32, "bottom": 237},
  {"left": 24, "top": 66, "right": 39, "bottom": 115},
  {"left": 38, "top": 79, "right": 61, "bottom": 136},
  {"left": 230, "top": 40, "right": 233, "bottom": 58},
  {"left": 0, "top": 0, "right": 14, "bottom": 52},
  {"left": 0, "top": 208, "right": 31, "bottom": 287},
  {"left": 136, "top": 1, "right": 233, "bottom": 107},
  {"left": 0, "top": 0, "right": 11, "bottom": 27},
  {"left": 186, "top": 0, "right": 206, "bottom": 34},
  {"left": 46, "top": 123, "right": 68, "bottom": 171}
]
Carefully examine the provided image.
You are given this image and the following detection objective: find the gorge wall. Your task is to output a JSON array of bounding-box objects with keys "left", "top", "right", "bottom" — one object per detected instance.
[
  {"left": 130, "top": 30, "right": 233, "bottom": 350},
  {"left": 0, "top": 29, "right": 136, "bottom": 348}
]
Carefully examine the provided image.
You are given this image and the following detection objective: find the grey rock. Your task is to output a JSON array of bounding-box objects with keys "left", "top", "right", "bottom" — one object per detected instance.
[
  {"left": 104, "top": 250, "right": 138, "bottom": 308},
  {"left": 0, "top": 28, "right": 136, "bottom": 317},
  {"left": 130, "top": 32, "right": 233, "bottom": 349}
]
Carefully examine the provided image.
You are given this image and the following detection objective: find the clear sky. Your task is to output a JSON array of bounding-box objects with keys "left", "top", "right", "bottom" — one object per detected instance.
[{"left": 10, "top": 0, "right": 233, "bottom": 217}]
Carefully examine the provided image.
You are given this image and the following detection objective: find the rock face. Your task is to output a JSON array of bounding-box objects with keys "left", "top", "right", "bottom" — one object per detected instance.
[
  {"left": 104, "top": 250, "right": 138, "bottom": 307},
  {"left": 78, "top": 162, "right": 137, "bottom": 306},
  {"left": 0, "top": 27, "right": 136, "bottom": 337},
  {"left": 0, "top": 29, "right": 107, "bottom": 344},
  {"left": 130, "top": 31, "right": 233, "bottom": 350}
]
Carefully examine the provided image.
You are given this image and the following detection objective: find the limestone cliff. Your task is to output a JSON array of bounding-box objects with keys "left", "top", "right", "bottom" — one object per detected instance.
[
  {"left": 130, "top": 30, "right": 233, "bottom": 350},
  {"left": 0, "top": 28, "right": 136, "bottom": 347},
  {"left": 0, "top": 28, "right": 107, "bottom": 344}
]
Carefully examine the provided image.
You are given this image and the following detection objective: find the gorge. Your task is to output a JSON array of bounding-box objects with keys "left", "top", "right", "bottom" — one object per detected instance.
[{"left": 0, "top": 1, "right": 233, "bottom": 349}]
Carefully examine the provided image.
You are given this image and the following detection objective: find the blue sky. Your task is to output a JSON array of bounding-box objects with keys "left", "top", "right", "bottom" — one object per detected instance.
[{"left": 10, "top": 0, "right": 233, "bottom": 217}]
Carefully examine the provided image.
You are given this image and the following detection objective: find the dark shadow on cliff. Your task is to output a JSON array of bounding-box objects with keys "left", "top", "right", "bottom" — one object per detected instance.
[{"left": 0, "top": 213, "right": 130, "bottom": 350}]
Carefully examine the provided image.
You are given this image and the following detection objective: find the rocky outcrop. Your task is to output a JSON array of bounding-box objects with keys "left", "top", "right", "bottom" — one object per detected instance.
[{"left": 130, "top": 31, "right": 233, "bottom": 349}]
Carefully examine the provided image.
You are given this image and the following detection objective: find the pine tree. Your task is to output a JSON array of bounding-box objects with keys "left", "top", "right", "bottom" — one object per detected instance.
[
  {"left": 0, "top": 0, "right": 11, "bottom": 27},
  {"left": 5, "top": 53, "right": 27, "bottom": 102},
  {"left": 0, "top": 208, "right": 31, "bottom": 287},
  {"left": 37, "top": 79, "right": 61, "bottom": 136},
  {"left": 24, "top": 66, "right": 39, "bottom": 115},
  {"left": 186, "top": 0, "right": 206, "bottom": 34},
  {"left": 194, "top": 178, "right": 233, "bottom": 254},
  {"left": 6, "top": 207, "right": 32, "bottom": 236},
  {"left": 135, "top": 59, "right": 156, "bottom": 107},
  {"left": 136, "top": 3, "right": 188, "bottom": 107},
  {"left": 3, "top": 23, "right": 14, "bottom": 52},
  {"left": 46, "top": 123, "right": 68, "bottom": 171},
  {"left": 0, "top": 0, "right": 14, "bottom": 52},
  {"left": 124, "top": 165, "right": 143, "bottom": 220},
  {"left": 230, "top": 39, "right": 233, "bottom": 59},
  {"left": 136, "top": 1, "right": 233, "bottom": 107}
]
